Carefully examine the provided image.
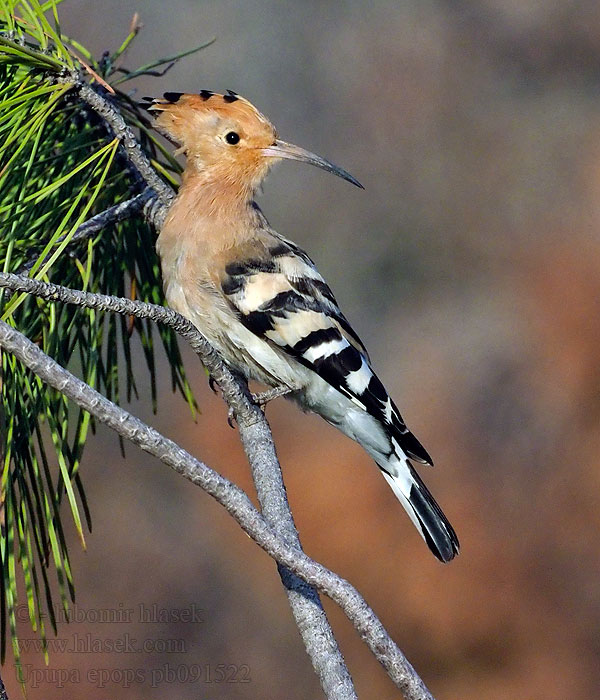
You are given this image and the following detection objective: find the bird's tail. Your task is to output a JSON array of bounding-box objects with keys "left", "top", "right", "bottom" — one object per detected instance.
[{"left": 380, "top": 458, "right": 459, "bottom": 563}]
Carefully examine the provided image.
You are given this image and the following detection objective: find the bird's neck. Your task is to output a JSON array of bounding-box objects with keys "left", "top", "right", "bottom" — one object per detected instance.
[
  {"left": 160, "top": 173, "right": 263, "bottom": 255},
  {"left": 186, "top": 169, "right": 259, "bottom": 217}
]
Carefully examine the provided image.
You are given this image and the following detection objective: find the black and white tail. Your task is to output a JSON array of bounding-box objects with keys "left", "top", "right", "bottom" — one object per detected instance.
[{"left": 380, "top": 457, "right": 459, "bottom": 563}]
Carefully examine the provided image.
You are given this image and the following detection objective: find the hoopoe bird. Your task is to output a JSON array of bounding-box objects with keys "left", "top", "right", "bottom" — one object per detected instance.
[{"left": 144, "top": 90, "right": 459, "bottom": 562}]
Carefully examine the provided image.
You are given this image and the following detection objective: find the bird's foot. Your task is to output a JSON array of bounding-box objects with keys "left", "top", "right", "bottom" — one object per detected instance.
[
  {"left": 216, "top": 380, "right": 291, "bottom": 425},
  {"left": 251, "top": 385, "right": 293, "bottom": 408}
]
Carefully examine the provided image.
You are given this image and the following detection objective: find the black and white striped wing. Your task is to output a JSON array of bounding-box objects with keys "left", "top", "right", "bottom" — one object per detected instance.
[{"left": 220, "top": 241, "right": 433, "bottom": 466}]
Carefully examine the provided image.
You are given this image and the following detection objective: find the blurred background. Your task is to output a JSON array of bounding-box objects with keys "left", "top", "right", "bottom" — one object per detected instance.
[{"left": 8, "top": 0, "right": 600, "bottom": 698}]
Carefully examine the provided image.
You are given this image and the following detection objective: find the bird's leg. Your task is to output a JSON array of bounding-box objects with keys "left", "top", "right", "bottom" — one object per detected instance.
[
  {"left": 212, "top": 371, "right": 290, "bottom": 425},
  {"left": 252, "top": 385, "right": 293, "bottom": 407},
  {"left": 226, "top": 386, "right": 290, "bottom": 426}
]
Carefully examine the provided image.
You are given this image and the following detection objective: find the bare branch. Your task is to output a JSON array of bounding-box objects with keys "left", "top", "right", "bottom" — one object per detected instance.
[
  {"left": 0, "top": 274, "right": 435, "bottom": 699},
  {"left": 0, "top": 271, "right": 355, "bottom": 697},
  {"left": 237, "top": 395, "right": 357, "bottom": 698}
]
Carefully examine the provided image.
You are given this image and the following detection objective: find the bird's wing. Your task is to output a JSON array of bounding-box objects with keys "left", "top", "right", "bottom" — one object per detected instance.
[{"left": 218, "top": 236, "right": 433, "bottom": 465}]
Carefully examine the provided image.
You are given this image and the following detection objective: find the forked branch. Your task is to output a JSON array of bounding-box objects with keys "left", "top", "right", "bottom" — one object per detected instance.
[{"left": 0, "top": 272, "right": 434, "bottom": 700}]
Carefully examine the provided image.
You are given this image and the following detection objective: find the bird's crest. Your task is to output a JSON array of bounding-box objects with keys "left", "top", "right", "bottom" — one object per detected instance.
[{"left": 140, "top": 90, "right": 275, "bottom": 154}]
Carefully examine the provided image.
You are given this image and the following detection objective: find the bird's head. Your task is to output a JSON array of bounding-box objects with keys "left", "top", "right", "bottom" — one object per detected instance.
[{"left": 144, "top": 91, "right": 362, "bottom": 194}]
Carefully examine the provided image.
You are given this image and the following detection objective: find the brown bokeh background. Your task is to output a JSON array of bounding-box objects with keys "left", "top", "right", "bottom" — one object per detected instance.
[{"left": 7, "top": 1, "right": 600, "bottom": 698}]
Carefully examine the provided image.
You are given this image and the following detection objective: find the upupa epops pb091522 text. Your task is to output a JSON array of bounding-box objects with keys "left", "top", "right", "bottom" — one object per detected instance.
[{"left": 144, "top": 90, "right": 459, "bottom": 562}]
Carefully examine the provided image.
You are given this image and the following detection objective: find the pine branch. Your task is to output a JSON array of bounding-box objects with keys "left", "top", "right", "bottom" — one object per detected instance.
[
  {"left": 0, "top": 273, "right": 435, "bottom": 700},
  {"left": 18, "top": 189, "right": 154, "bottom": 274},
  {"left": 57, "top": 72, "right": 174, "bottom": 216}
]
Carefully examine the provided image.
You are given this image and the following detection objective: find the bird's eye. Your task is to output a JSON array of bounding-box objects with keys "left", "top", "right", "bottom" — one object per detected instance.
[{"left": 225, "top": 131, "right": 240, "bottom": 145}]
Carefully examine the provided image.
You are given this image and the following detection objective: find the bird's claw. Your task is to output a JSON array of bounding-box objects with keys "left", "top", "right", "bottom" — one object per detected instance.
[
  {"left": 208, "top": 376, "right": 219, "bottom": 394},
  {"left": 252, "top": 385, "right": 292, "bottom": 408},
  {"left": 227, "top": 406, "right": 237, "bottom": 429}
]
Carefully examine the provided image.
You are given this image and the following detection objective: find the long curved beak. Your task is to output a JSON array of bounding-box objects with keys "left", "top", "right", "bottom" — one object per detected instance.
[{"left": 261, "top": 139, "right": 363, "bottom": 189}]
